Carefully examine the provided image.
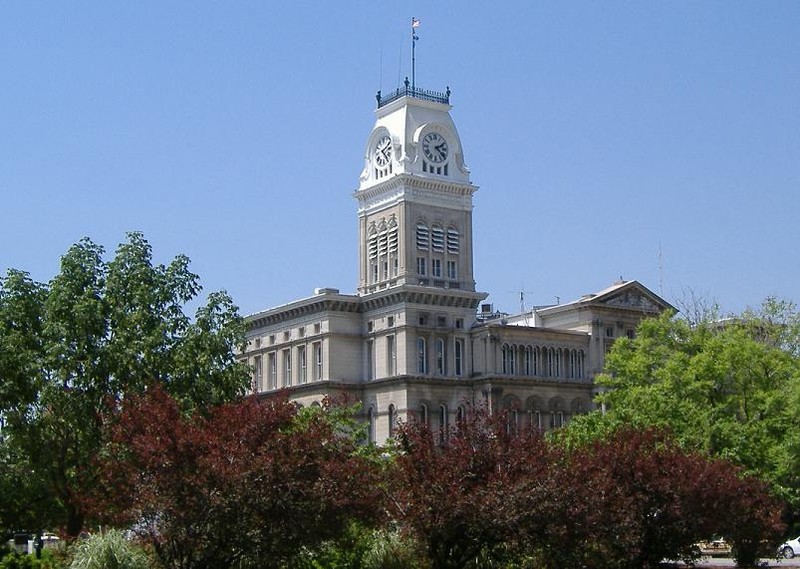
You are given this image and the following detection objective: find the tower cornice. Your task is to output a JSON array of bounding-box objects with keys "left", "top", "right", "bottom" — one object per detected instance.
[{"left": 354, "top": 173, "right": 478, "bottom": 215}]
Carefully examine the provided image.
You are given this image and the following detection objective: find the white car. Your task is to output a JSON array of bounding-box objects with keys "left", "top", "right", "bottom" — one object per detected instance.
[{"left": 780, "top": 535, "right": 800, "bottom": 559}]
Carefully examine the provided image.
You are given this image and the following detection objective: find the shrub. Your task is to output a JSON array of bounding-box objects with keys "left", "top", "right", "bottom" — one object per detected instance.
[{"left": 68, "top": 530, "right": 149, "bottom": 569}]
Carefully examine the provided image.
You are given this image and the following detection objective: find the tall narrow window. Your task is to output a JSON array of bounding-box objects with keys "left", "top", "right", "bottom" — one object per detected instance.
[
  {"left": 387, "top": 335, "right": 396, "bottom": 376},
  {"left": 554, "top": 348, "right": 561, "bottom": 377},
  {"left": 313, "top": 342, "right": 323, "bottom": 381},
  {"left": 524, "top": 346, "right": 532, "bottom": 376},
  {"left": 436, "top": 339, "right": 445, "bottom": 375},
  {"left": 447, "top": 260, "right": 457, "bottom": 280},
  {"left": 366, "top": 340, "right": 375, "bottom": 380},
  {"left": 268, "top": 352, "right": 277, "bottom": 389},
  {"left": 502, "top": 344, "right": 516, "bottom": 375},
  {"left": 446, "top": 227, "right": 460, "bottom": 254},
  {"left": 454, "top": 339, "right": 464, "bottom": 376},
  {"left": 417, "top": 338, "right": 427, "bottom": 374},
  {"left": 283, "top": 349, "right": 292, "bottom": 387},
  {"left": 432, "top": 259, "right": 442, "bottom": 277},
  {"left": 431, "top": 225, "right": 445, "bottom": 252},
  {"left": 388, "top": 220, "right": 399, "bottom": 277},
  {"left": 298, "top": 346, "right": 307, "bottom": 384},
  {"left": 419, "top": 404, "right": 429, "bottom": 425},
  {"left": 253, "top": 355, "right": 262, "bottom": 392},
  {"left": 417, "top": 257, "right": 427, "bottom": 276},
  {"left": 416, "top": 223, "right": 429, "bottom": 250}
]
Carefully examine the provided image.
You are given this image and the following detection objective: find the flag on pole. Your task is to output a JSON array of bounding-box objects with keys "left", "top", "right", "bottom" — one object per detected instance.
[{"left": 412, "top": 17, "right": 421, "bottom": 28}]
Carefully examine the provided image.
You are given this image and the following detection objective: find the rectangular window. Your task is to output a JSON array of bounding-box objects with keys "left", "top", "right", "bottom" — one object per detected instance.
[
  {"left": 432, "top": 259, "right": 442, "bottom": 277},
  {"left": 366, "top": 340, "right": 375, "bottom": 380},
  {"left": 387, "top": 335, "right": 396, "bottom": 376},
  {"left": 447, "top": 260, "right": 457, "bottom": 280},
  {"left": 298, "top": 345, "right": 307, "bottom": 384},
  {"left": 436, "top": 339, "right": 446, "bottom": 375},
  {"left": 313, "top": 342, "right": 323, "bottom": 380},
  {"left": 454, "top": 339, "right": 464, "bottom": 376},
  {"left": 268, "top": 352, "right": 277, "bottom": 389},
  {"left": 417, "top": 338, "right": 427, "bottom": 374},
  {"left": 253, "top": 355, "right": 263, "bottom": 392},
  {"left": 283, "top": 349, "right": 292, "bottom": 387},
  {"left": 417, "top": 256, "right": 427, "bottom": 275}
]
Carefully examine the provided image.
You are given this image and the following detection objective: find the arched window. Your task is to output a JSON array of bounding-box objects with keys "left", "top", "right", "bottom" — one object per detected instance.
[
  {"left": 416, "top": 223, "right": 429, "bottom": 250},
  {"left": 431, "top": 225, "right": 445, "bottom": 252},
  {"left": 456, "top": 405, "right": 466, "bottom": 426},
  {"left": 523, "top": 346, "right": 532, "bottom": 375},
  {"left": 419, "top": 403, "right": 429, "bottom": 426},
  {"left": 387, "top": 218, "right": 399, "bottom": 277},
  {"left": 436, "top": 339, "right": 445, "bottom": 375},
  {"left": 502, "top": 344, "right": 510, "bottom": 374},
  {"left": 554, "top": 348, "right": 561, "bottom": 377},
  {"left": 417, "top": 337, "right": 427, "bottom": 374},
  {"left": 446, "top": 227, "right": 460, "bottom": 254},
  {"left": 508, "top": 409, "right": 519, "bottom": 435}
]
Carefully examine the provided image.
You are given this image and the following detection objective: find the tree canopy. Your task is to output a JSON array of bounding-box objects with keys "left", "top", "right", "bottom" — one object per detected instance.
[
  {"left": 0, "top": 233, "right": 249, "bottom": 537},
  {"left": 566, "top": 300, "right": 800, "bottom": 520},
  {"left": 88, "top": 388, "right": 384, "bottom": 569}
]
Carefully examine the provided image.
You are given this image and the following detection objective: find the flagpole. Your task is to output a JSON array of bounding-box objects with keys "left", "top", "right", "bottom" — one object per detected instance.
[{"left": 411, "top": 17, "right": 419, "bottom": 90}]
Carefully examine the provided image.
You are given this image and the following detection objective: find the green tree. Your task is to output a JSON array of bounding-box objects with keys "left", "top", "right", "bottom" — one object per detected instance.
[
  {"left": 0, "top": 233, "right": 249, "bottom": 538},
  {"left": 567, "top": 302, "right": 800, "bottom": 514}
]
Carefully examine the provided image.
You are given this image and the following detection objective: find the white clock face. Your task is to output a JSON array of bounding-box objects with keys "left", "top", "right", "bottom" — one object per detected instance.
[
  {"left": 375, "top": 136, "right": 392, "bottom": 167},
  {"left": 422, "top": 132, "right": 448, "bottom": 164}
]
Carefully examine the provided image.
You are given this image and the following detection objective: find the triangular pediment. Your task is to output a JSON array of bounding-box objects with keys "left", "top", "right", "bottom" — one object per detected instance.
[{"left": 589, "top": 281, "right": 673, "bottom": 313}]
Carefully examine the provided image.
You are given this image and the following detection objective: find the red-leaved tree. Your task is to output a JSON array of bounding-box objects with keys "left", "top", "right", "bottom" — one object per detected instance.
[
  {"left": 530, "top": 428, "right": 785, "bottom": 568},
  {"left": 87, "top": 387, "right": 384, "bottom": 569},
  {"left": 388, "top": 413, "right": 784, "bottom": 569},
  {"left": 388, "top": 407, "right": 552, "bottom": 569}
]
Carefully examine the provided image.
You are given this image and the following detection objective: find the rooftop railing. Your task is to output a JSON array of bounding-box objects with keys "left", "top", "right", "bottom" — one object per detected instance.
[{"left": 376, "top": 79, "right": 450, "bottom": 108}]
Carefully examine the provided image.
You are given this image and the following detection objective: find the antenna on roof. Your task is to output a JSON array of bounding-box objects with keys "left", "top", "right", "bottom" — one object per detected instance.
[{"left": 508, "top": 283, "right": 534, "bottom": 313}]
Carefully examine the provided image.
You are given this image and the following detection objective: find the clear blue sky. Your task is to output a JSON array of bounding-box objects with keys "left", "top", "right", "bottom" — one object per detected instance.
[{"left": 2, "top": 2, "right": 799, "bottom": 317}]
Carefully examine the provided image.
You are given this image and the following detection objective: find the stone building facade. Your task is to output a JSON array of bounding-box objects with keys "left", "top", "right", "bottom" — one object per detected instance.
[{"left": 242, "top": 85, "right": 672, "bottom": 444}]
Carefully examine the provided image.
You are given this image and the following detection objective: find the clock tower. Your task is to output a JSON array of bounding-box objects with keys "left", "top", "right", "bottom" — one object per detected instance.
[{"left": 355, "top": 82, "right": 481, "bottom": 298}]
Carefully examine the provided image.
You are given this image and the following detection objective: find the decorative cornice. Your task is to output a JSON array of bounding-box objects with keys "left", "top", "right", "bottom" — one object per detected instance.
[
  {"left": 360, "top": 285, "right": 488, "bottom": 312},
  {"left": 355, "top": 174, "right": 477, "bottom": 214},
  {"left": 247, "top": 295, "right": 362, "bottom": 329}
]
